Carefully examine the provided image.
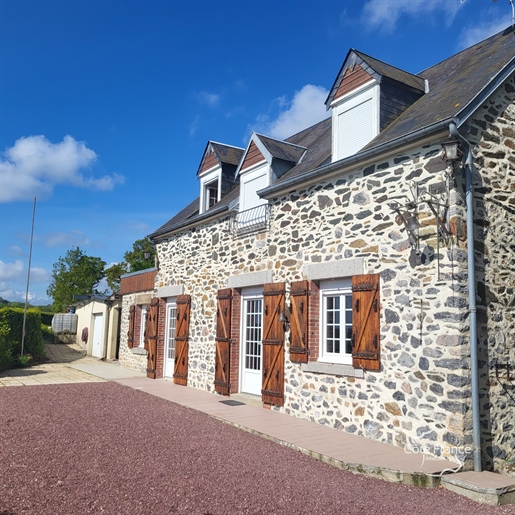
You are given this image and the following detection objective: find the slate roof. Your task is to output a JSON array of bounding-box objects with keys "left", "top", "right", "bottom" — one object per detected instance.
[
  {"left": 254, "top": 134, "right": 306, "bottom": 164},
  {"left": 149, "top": 27, "right": 514, "bottom": 240},
  {"left": 364, "top": 26, "right": 515, "bottom": 149},
  {"left": 210, "top": 142, "right": 244, "bottom": 166},
  {"left": 326, "top": 49, "right": 426, "bottom": 108}
]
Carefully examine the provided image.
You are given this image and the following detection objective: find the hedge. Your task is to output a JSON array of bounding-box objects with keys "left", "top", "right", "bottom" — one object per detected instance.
[{"left": 0, "top": 307, "right": 45, "bottom": 371}]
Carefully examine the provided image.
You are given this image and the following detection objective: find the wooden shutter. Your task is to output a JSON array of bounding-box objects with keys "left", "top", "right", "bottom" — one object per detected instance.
[
  {"left": 214, "top": 289, "right": 232, "bottom": 395},
  {"left": 127, "top": 304, "right": 136, "bottom": 348},
  {"left": 289, "top": 281, "right": 309, "bottom": 363},
  {"left": 173, "top": 294, "right": 190, "bottom": 386},
  {"left": 352, "top": 274, "right": 380, "bottom": 371},
  {"left": 261, "top": 283, "right": 285, "bottom": 406},
  {"left": 146, "top": 298, "right": 159, "bottom": 379}
]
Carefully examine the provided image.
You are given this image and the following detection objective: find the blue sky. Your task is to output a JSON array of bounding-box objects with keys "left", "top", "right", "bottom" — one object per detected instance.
[{"left": 0, "top": 0, "right": 512, "bottom": 305}]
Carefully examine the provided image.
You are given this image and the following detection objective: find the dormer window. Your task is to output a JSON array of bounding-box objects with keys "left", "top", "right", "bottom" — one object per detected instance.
[
  {"left": 205, "top": 180, "right": 219, "bottom": 210},
  {"left": 197, "top": 141, "right": 245, "bottom": 215},
  {"left": 199, "top": 170, "right": 220, "bottom": 214},
  {"left": 332, "top": 81, "right": 379, "bottom": 161},
  {"left": 325, "top": 51, "right": 426, "bottom": 163}
]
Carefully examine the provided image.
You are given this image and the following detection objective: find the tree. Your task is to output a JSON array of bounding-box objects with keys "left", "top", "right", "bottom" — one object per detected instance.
[
  {"left": 124, "top": 238, "right": 155, "bottom": 273},
  {"left": 104, "top": 238, "right": 156, "bottom": 293},
  {"left": 105, "top": 262, "right": 128, "bottom": 293},
  {"left": 46, "top": 247, "right": 106, "bottom": 312}
]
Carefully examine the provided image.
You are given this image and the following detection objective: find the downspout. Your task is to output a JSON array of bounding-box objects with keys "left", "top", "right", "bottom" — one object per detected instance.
[
  {"left": 449, "top": 122, "right": 481, "bottom": 472},
  {"left": 102, "top": 300, "right": 112, "bottom": 360}
]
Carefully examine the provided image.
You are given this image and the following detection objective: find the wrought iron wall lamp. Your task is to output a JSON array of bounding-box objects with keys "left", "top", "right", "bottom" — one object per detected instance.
[{"left": 389, "top": 201, "right": 421, "bottom": 252}]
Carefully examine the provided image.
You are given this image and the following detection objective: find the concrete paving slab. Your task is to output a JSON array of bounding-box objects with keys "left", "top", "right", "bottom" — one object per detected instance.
[
  {"left": 442, "top": 471, "right": 515, "bottom": 505},
  {"left": 69, "top": 363, "right": 146, "bottom": 380}
]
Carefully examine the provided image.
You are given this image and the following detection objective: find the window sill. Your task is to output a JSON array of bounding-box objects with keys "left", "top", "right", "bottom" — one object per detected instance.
[
  {"left": 301, "top": 361, "right": 364, "bottom": 378},
  {"left": 132, "top": 347, "right": 147, "bottom": 355}
]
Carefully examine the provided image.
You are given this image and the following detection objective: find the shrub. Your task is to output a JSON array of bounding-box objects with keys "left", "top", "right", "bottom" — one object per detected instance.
[
  {"left": 0, "top": 319, "right": 14, "bottom": 371},
  {"left": 0, "top": 307, "right": 45, "bottom": 362},
  {"left": 40, "top": 312, "right": 54, "bottom": 326}
]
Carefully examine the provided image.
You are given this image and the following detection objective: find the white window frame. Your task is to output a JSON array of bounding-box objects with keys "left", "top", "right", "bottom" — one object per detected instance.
[
  {"left": 239, "top": 163, "right": 269, "bottom": 213},
  {"left": 164, "top": 299, "right": 177, "bottom": 377},
  {"left": 319, "top": 278, "right": 353, "bottom": 365},
  {"left": 239, "top": 286, "right": 264, "bottom": 392},
  {"left": 199, "top": 167, "right": 220, "bottom": 214},
  {"left": 139, "top": 305, "right": 147, "bottom": 348},
  {"left": 331, "top": 81, "right": 379, "bottom": 162}
]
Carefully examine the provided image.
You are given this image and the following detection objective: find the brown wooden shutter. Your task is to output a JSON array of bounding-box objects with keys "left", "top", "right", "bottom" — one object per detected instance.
[
  {"left": 261, "top": 283, "right": 285, "bottom": 406},
  {"left": 289, "top": 280, "right": 309, "bottom": 363},
  {"left": 173, "top": 294, "right": 190, "bottom": 386},
  {"left": 146, "top": 298, "right": 159, "bottom": 379},
  {"left": 214, "top": 289, "right": 232, "bottom": 395},
  {"left": 352, "top": 274, "right": 380, "bottom": 371},
  {"left": 127, "top": 304, "right": 136, "bottom": 348}
]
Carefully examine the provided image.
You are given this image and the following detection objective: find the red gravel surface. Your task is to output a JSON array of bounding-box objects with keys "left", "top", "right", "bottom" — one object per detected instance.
[{"left": 1, "top": 382, "right": 513, "bottom": 515}]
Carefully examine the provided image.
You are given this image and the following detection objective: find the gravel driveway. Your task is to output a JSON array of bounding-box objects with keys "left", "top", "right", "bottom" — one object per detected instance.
[{"left": 1, "top": 382, "right": 512, "bottom": 515}]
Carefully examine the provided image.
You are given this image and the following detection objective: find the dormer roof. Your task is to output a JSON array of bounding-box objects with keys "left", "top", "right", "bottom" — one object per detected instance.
[
  {"left": 237, "top": 133, "right": 306, "bottom": 176},
  {"left": 197, "top": 141, "right": 244, "bottom": 176},
  {"left": 325, "top": 49, "right": 426, "bottom": 108}
]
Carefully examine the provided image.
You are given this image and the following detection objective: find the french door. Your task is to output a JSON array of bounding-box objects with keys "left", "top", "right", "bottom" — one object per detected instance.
[
  {"left": 164, "top": 301, "right": 177, "bottom": 378},
  {"left": 240, "top": 288, "right": 263, "bottom": 396}
]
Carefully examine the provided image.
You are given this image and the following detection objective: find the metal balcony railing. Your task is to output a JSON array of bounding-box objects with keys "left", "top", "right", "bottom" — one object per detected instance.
[{"left": 232, "top": 204, "right": 270, "bottom": 236}]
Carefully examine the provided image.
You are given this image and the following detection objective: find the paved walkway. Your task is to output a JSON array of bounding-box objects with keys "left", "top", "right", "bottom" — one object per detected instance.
[{"left": 2, "top": 342, "right": 514, "bottom": 502}]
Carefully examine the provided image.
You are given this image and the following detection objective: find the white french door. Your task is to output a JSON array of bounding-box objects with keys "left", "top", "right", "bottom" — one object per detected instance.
[
  {"left": 164, "top": 300, "right": 177, "bottom": 378},
  {"left": 240, "top": 288, "right": 263, "bottom": 396}
]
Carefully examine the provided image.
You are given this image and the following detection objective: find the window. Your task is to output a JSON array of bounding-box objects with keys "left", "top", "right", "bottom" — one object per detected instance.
[
  {"left": 332, "top": 82, "right": 379, "bottom": 161},
  {"left": 320, "top": 278, "right": 353, "bottom": 364},
  {"left": 244, "top": 297, "right": 262, "bottom": 371},
  {"left": 205, "top": 180, "right": 218, "bottom": 211},
  {"left": 139, "top": 305, "right": 147, "bottom": 347},
  {"left": 199, "top": 168, "right": 220, "bottom": 214},
  {"left": 166, "top": 303, "right": 177, "bottom": 362}
]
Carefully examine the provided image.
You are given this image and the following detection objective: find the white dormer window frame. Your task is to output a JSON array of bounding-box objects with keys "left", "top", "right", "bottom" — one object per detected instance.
[
  {"left": 199, "top": 167, "right": 221, "bottom": 214},
  {"left": 331, "top": 80, "right": 380, "bottom": 162},
  {"left": 239, "top": 161, "right": 270, "bottom": 214}
]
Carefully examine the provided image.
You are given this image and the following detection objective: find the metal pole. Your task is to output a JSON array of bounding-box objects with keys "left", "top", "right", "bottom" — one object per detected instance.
[{"left": 21, "top": 197, "right": 36, "bottom": 357}]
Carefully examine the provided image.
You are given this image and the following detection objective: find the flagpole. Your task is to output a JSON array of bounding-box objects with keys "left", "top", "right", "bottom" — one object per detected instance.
[{"left": 21, "top": 197, "right": 36, "bottom": 357}]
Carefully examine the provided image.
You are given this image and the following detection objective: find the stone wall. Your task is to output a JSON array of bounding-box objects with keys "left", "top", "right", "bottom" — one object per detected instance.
[
  {"left": 154, "top": 138, "right": 473, "bottom": 467},
  {"left": 468, "top": 73, "right": 515, "bottom": 471},
  {"left": 151, "top": 76, "right": 514, "bottom": 470},
  {"left": 119, "top": 292, "right": 150, "bottom": 374}
]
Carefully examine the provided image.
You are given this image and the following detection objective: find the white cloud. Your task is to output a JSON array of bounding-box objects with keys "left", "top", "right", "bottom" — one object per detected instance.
[
  {"left": 361, "top": 0, "right": 463, "bottom": 32},
  {"left": 0, "top": 261, "right": 50, "bottom": 302},
  {"left": 189, "top": 115, "right": 201, "bottom": 137},
  {"left": 0, "top": 260, "right": 24, "bottom": 280},
  {"left": 197, "top": 91, "right": 220, "bottom": 108},
  {"left": 7, "top": 245, "right": 24, "bottom": 256},
  {"left": 0, "top": 135, "right": 125, "bottom": 202},
  {"left": 30, "top": 267, "right": 51, "bottom": 283},
  {"left": 44, "top": 229, "right": 91, "bottom": 248},
  {"left": 250, "top": 84, "right": 330, "bottom": 140},
  {"left": 458, "top": 15, "right": 512, "bottom": 49},
  {"left": 0, "top": 287, "right": 38, "bottom": 303}
]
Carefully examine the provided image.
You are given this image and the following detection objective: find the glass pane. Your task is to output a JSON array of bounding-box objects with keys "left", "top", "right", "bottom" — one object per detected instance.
[
  {"left": 243, "top": 298, "right": 262, "bottom": 370},
  {"left": 167, "top": 307, "right": 177, "bottom": 360}
]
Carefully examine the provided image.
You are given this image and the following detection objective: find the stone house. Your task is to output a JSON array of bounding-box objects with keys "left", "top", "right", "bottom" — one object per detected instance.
[{"left": 119, "top": 27, "right": 515, "bottom": 473}]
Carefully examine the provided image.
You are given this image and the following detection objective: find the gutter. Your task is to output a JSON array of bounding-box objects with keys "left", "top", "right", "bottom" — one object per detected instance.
[
  {"left": 259, "top": 118, "right": 456, "bottom": 199},
  {"left": 449, "top": 122, "right": 481, "bottom": 472},
  {"left": 148, "top": 204, "right": 231, "bottom": 241}
]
